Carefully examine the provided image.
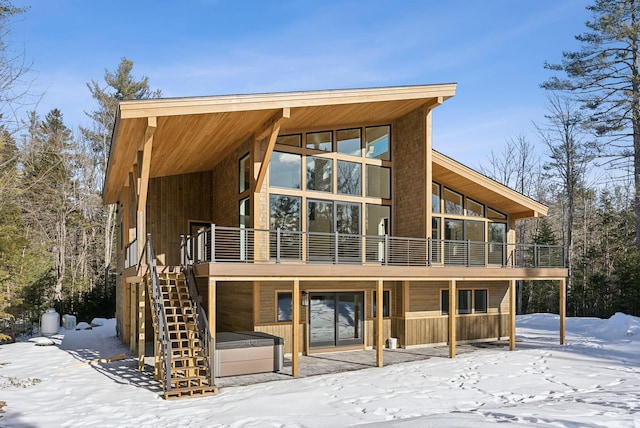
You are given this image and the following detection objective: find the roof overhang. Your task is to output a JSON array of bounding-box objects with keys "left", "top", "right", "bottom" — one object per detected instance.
[
  {"left": 103, "top": 84, "right": 456, "bottom": 204},
  {"left": 432, "top": 150, "right": 548, "bottom": 219}
]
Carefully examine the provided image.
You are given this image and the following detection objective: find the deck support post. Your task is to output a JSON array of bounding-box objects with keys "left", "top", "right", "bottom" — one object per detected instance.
[
  {"left": 376, "top": 279, "right": 384, "bottom": 368},
  {"left": 292, "top": 278, "right": 300, "bottom": 377},
  {"left": 509, "top": 279, "right": 516, "bottom": 351},
  {"left": 559, "top": 278, "right": 566, "bottom": 345},
  {"left": 448, "top": 279, "right": 457, "bottom": 358},
  {"left": 138, "top": 282, "right": 146, "bottom": 370},
  {"left": 129, "top": 282, "right": 136, "bottom": 354},
  {"left": 208, "top": 278, "right": 216, "bottom": 338}
]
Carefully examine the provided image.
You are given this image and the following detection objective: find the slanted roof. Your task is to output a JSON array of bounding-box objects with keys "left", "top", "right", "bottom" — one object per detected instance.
[
  {"left": 432, "top": 150, "right": 547, "bottom": 219},
  {"left": 103, "top": 84, "right": 457, "bottom": 204}
]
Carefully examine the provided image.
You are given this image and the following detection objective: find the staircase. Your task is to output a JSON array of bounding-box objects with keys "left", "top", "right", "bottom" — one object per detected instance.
[{"left": 154, "top": 272, "right": 217, "bottom": 399}]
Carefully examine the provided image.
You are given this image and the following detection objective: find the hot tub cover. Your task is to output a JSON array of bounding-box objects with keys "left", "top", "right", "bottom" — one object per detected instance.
[{"left": 216, "top": 331, "right": 284, "bottom": 350}]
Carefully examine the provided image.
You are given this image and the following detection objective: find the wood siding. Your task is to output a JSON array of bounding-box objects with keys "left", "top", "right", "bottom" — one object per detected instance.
[
  {"left": 213, "top": 136, "right": 252, "bottom": 228},
  {"left": 146, "top": 171, "right": 214, "bottom": 266},
  {"left": 216, "top": 281, "right": 254, "bottom": 332}
]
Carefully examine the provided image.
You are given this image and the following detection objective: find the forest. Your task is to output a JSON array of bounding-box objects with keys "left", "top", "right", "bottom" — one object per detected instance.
[{"left": 1, "top": 0, "right": 640, "bottom": 340}]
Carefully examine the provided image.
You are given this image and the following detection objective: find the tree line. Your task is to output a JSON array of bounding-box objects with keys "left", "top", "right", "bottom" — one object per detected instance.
[{"left": 2, "top": 0, "right": 640, "bottom": 340}]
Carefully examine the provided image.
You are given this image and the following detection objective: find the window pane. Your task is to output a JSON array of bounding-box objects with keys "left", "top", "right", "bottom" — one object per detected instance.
[
  {"left": 307, "top": 131, "right": 332, "bottom": 151},
  {"left": 239, "top": 154, "right": 250, "bottom": 193},
  {"left": 489, "top": 223, "right": 506, "bottom": 242},
  {"left": 337, "top": 203, "right": 360, "bottom": 234},
  {"left": 444, "top": 219, "right": 463, "bottom": 240},
  {"left": 466, "top": 220, "right": 485, "bottom": 265},
  {"left": 474, "top": 289, "right": 487, "bottom": 313},
  {"left": 373, "top": 290, "right": 390, "bottom": 317},
  {"left": 431, "top": 217, "right": 441, "bottom": 263},
  {"left": 269, "top": 195, "right": 300, "bottom": 231},
  {"left": 487, "top": 207, "right": 507, "bottom": 220},
  {"left": 307, "top": 200, "right": 333, "bottom": 233},
  {"left": 366, "top": 204, "right": 390, "bottom": 236},
  {"left": 306, "top": 156, "right": 333, "bottom": 192},
  {"left": 337, "top": 128, "right": 361, "bottom": 156},
  {"left": 277, "top": 292, "right": 292, "bottom": 321},
  {"left": 466, "top": 198, "right": 484, "bottom": 217},
  {"left": 277, "top": 134, "right": 301, "bottom": 147},
  {"left": 239, "top": 198, "right": 250, "bottom": 228},
  {"left": 365, "top": 125, "right": 390, "bottom": 160},
  {"left": 458, "top": 289, "right": 472, "bottom": 314},
  {"left": 337, "top": 160, "right": 361, "bottom": 195},
  {"left": 366, "top": 165, "right": 391, "bottom": 198},
  {"left": 444, "top": 188, "right": 463, "bottom": 215},
  {"left": 432, "top": 182, "right": 441, "bottom": 213},
  {"left": 488, "top": 223, "right": 506, "bottom": 265},
  {"left": 441, "top": 289, "right": 449, "bottom": 315},
  {"left": 270, "top": 152, "right": 301, "bottom": 189}
]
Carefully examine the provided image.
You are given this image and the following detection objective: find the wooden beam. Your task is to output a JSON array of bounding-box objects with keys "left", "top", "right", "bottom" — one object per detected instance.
[
  {"left": 137, "top": 117, "right": 155, "bottom": 212},
  {"left": 292, "top": 278, "right": 300, "bottom": 377},
  {"left": 448, "top": 279, "right": 456, "bottom": 358},
  {"left": 254, "top": 108, "right": 290, "bottom": 191},
  {"left": 129, "top": 283, "right": 136, "bottom": 354},
  {"left": 376, "top": 279, "right": 384, "bottom": 367},
  {"left": 256, "top": 107, "right": 290, "bottom": 141},
  {"left": 509, "top": 279, "right": 516, "bottom": 351},
  {"left": 559, "top": 278, "right": 566, "bottom": 345},
  {"left": 208, "top": 278, "right": 216, "bottom": 383},
  {"left": 137, "top": 282, "right": 146, "bottom": 371}
]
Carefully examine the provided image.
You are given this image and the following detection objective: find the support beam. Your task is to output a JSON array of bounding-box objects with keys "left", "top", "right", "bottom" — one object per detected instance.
[
  {"left": 292, "top": 278, "right": 300, "bottom": 377},
  {"left": 137, "top": 282, "right": 146, "bottom": 370},
  {"left": 254, "top": 108, "right": 290, "bottom": 191},
  {"left": 559, "top": 278, "right": 566, "bottom": 345},
  {"left": 137, "top": 117, "right": 155, "bottom": 212},
  {"left": 448, "top": 279, "right": 457, "bottom": 358},
  {"left": 129, "top": 283, "right": 136, "bottom": 354},
  {"left": 376, "top": 279, "right": 384, "bottom": 367},
  {"left": 208, "top": 278, "right": 216, "bottom": 337},
  {"left": 509, "top": 279, "right": 516, "bottom": 351}
]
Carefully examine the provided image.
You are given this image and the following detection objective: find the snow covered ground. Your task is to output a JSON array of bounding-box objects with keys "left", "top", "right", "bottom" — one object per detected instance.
[{"left": 1, "top": 313, "right": 639, "bottom": 427}]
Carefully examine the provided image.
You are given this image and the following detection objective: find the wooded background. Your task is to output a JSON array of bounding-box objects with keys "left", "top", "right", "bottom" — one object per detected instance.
[{"left": 1, "top": 0, "right": 639, "bottom": 337}]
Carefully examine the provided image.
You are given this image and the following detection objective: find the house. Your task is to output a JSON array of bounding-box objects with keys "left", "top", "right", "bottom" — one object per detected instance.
[{"left": 103, "top": 84, "right": 568, "bottom": 399}]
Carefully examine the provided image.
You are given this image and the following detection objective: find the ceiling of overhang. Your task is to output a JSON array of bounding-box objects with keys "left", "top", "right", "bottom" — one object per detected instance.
[
  {"left": 431, "top": 156, "right": 546, "bottom": 217},
  {"left": 104, "top": 97, "right": 442, "bottom": 203}
]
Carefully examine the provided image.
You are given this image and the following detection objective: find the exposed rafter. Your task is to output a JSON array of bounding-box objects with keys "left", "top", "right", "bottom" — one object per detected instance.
[{"left": 137, "top": 117, "right": 156, "bottom": 212}]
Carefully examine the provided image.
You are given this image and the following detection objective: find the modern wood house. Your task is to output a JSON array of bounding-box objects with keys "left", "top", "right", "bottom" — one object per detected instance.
[{"left": 103, "top": 84, "right": 568, "bottom": 399}]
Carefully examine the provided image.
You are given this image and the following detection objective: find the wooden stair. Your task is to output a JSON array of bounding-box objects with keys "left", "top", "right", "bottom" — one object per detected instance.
[{"left": 152, "top": 272, "right": 217, "bottom": 400}]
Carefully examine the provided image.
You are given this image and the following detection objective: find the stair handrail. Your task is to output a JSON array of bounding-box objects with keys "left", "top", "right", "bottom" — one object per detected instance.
[
  {"left": 146, "top": 234, "right": 172, "bottom": 393},
  {"left": 184, "top": 265, "right": 215, "bottom": 387}
]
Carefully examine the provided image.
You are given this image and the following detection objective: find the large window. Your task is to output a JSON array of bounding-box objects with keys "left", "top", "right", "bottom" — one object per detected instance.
[
  {"left": 307, "top": 131, "right": 332, "bottom": 151},
  {"left": 307, "top": 200, "right": 333, "bottom": 233},
  {"left": 474, "top": 289, "right": 487, "bottom": 313},
  {"left": 337, "top": 128, "right": 361, "bottom": 156},
  {"left": 466, "top": 198, "right": 484, "bottom": 217},
  {"left": 366, "top": 165, "right": 391, "bottom": 199},
  {"left": 366, "top": 125, "right": 390, "bottom": 160},
  {"left": 277, "top": 292, "right": 292, "bottom": 322},
  {"left": 440, "top": 289, "right": 488, "bottom": 315},
  {"left": 277, "top": 134, "right": 301, "bottom": 147},
  {"left": 239, "top": 153, "right": 250, "bottom": 193},
  {"left": 337, "top": 203, "right": 360, "bottom": 234},
  {"left": 306, "top": 156, "right": 333, "bottom": 192},
  {"left": 443, "top": 188, "right": 463, "bottom": 215},
  {"left": 432, "top": 182, "right": 441, "bottom": 213},
  {"left": 270, "top": 152, "right": 301, "bottom": 189},
  {"left": 366, "top": 204, "right": 390, "bottom": 236},
  {"left": 337, "top": 160, "right": 361, "bottom": 195},
  {"left": 458, "top": 289, "right": 472, "bottom": 314},
  {"left": 270, "top": 195, "right": 302, "bottom": 259}
]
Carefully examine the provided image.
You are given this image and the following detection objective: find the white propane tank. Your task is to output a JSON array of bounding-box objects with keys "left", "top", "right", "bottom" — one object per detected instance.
[{"left": 41, "top": 308, "right": 60, "bottom": 336}]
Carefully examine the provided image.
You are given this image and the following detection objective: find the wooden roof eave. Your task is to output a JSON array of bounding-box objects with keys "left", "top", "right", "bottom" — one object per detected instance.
[{"left": 432, "top": 150, "right": 548, "bottom": 219}]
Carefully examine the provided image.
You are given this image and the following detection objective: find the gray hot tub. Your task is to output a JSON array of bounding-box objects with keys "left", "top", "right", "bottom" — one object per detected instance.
[{"left": 215, "top": 331, "right": 284, "bottom": 377}]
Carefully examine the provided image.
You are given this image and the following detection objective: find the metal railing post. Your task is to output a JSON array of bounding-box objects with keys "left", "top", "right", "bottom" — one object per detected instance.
[
  {"left": 276, "top": 228, "right": 281, "bottom": 263},
  {"left": 210, "top": 224, "right": 216, "bottom": 263},
  {"left": 427, "top": 237, "right": 431, "bottom": 267},
  {"left": 467, "top": 240, "right": 471, "bottom": 267},
  {"left": 334, "top": 230, "right": 339, "bottom": 264},
  {"left": 534, "top": 244, "right": 538, "bottom": 268},
  {"left": 384, "top": 234, "right": 389, "bottom": 265}
]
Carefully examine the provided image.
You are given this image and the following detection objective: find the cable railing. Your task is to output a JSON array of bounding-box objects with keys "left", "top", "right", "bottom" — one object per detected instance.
[{"left": 182, "top": 224, "right": 565, "bottom": 268}]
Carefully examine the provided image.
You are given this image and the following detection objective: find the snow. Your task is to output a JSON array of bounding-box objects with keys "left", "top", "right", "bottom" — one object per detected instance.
[{"left": 1, "top": 314, "right": 639, "bottom": 427}]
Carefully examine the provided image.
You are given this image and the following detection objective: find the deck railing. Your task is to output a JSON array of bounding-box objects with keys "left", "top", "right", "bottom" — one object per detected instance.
[{"left": 181, "top": 224, "right": 565, "bottom": 269}]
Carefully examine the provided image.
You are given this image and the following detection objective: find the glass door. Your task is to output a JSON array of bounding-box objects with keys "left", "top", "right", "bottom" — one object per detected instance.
[{"left": 309, "top": 292, "right": 364, "bottom": 348}]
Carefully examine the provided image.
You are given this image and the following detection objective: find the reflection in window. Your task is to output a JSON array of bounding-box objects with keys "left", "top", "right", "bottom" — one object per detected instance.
[
  {"left": 239, "top": 154, "right": 250, "bottom": 193},
  {"left": 337, "top": 160, "right": 361, "bottom": 195},
  {"left": 270, "top": 152, "right": 301, "bottom": 189},
  {"left": 307, "top": 131, "right": 332, "bottom": 151},
  {"left": 458, "top": 289, "right": 472, "bottom": 314},
  {"left": 306, "top": 156, "right": 333, "bottom": 192},
  {"left": 432, "top": 182, "right": 441, "bottom": 213},
  {"left": 277, "top": 292, "right": 292, "bottom": 321},
  {"left": 444, "top": 219, "right": 463, "bottom": 240},
  {"left": 366, "top": 165, "right": 391, "bottom": 199},
  {"left": 466, "top": 198, "right": 484, "bottom": 217},
  {"left": 366, "top": 204, "right": 390, "bottom": 236},
  {"left": 487, "top": 207, "right": 507, "bottom": 220},
  {"left": 307, "top": 200, "right": 333, "bottom": 233},
  {"left": 441, "top": 289, "right": 449, "bottom": 315},
  {"left": 337, "top": 203, "right": 360, "bottom": 234},
  {"left": 337, "top": 128, "right": 361, "bottom": 156},
  {"left": 239, "top": 198, "right": 250, "bottom": 228},
  {"left": 277, "top": 134, "right": 301, "bottom": 147},
  {"left": 474, "top": 289, "right": 487, "bottom": 313},
  {"left": 444, "top": 188, "right": 463, "bottom": 215},
  {"left": 365, "top": 125, "right": 390, "bottom": 160},
  {"left": 269, "top": 195, "right": 301, "bottom": 231},
  {"left": 373, "top": 290, "right": 390, "bottom": 317}
]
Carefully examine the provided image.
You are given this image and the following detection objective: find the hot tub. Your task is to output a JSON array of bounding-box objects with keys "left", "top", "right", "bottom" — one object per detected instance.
[{"left": 215, "top": 331, "right": 284, "bottom": 377}]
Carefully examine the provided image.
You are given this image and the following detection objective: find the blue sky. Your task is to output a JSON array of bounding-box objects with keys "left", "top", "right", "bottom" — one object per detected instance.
[{"left": 11, "top": 0, "right": 590, "bottom": 169}]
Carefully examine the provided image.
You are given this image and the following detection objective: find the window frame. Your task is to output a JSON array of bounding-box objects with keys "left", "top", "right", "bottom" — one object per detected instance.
[
  {"left": 276, "top": 291, "right": 293, "bottom": 322},
  {"left": 372, "top": 289, "right": 391, "bottom": 317}
]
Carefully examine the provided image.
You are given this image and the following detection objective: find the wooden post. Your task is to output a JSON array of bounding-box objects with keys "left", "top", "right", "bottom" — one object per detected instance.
[
  {"left": 448, "top": 279, "right": 456, "bottom": 358},
  {"left": 292, "top": 278, "right": 300, "bottom": 377},
  {"left": 376, "top": 279, "right": 384, "bottom": 367},
  {"left": 509, "top": 279, "right": 516, "bottom": 351},
  {"left": 208, "top": 278, "right": 216, "bottom": 335},
  {"left": 138, "top": 282, "right": 146, "bottom": 370},
  {"left": 559, "top": 278, "right": 566, "bottom": 345},
  {"left": 129, "top": 283, "right": 136, "bottom": 354}
]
